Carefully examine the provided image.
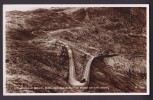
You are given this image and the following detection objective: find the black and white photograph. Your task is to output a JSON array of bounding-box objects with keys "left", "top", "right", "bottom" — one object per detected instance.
[{"left": 3, "top": 4, "right": 149, "bottom": 95}]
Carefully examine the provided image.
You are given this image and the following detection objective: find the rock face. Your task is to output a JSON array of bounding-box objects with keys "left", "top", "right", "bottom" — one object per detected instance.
[{"left": 5, "top": 7, "right": 147, "bottom": 93}]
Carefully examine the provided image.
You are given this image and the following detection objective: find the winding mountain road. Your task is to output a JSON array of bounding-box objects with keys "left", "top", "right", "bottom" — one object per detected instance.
[
  {"left": 56, "top": 40, "right": 118, "bottom": 87},
  {"left": 64, "top": 44, "right": 95, "bottom": 87}
]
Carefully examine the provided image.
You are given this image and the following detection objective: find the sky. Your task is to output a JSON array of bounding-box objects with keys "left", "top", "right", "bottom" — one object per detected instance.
[
  {"left": 3, "top": 4, "right": 148, "bottom": 11},
  {"left": 3, "top": 5, "right": 51, "bottom": 11}
]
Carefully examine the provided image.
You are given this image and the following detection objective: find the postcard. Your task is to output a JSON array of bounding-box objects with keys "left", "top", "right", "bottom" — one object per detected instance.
[{"left": 3, "top": 4, "right": 149, "bottom": 95}]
